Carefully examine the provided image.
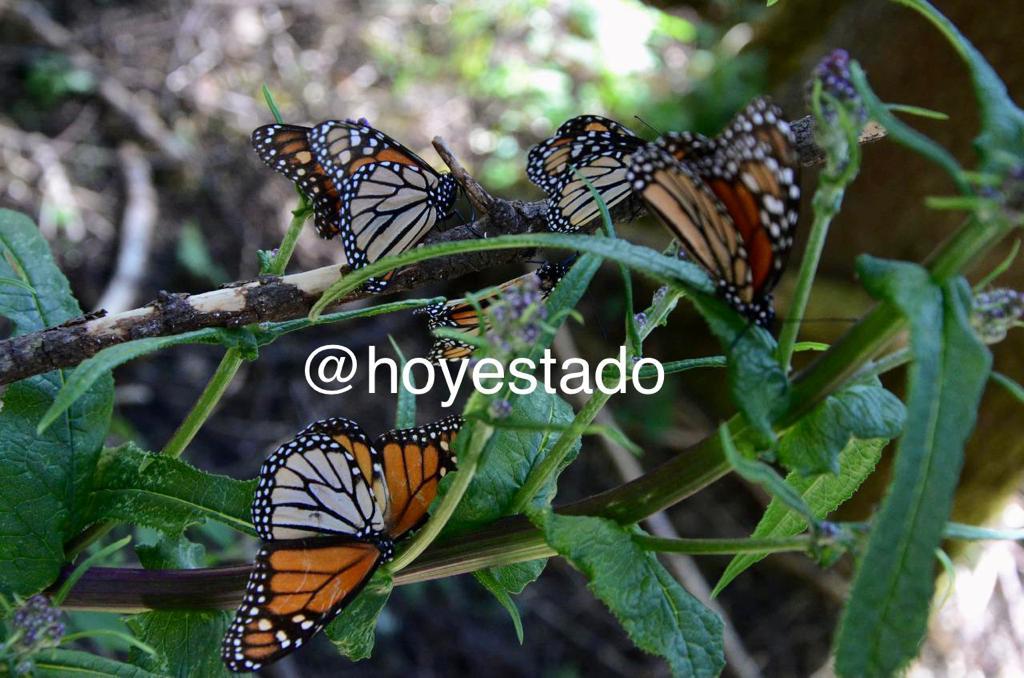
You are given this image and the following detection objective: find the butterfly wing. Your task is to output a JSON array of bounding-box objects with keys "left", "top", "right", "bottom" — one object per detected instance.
[
  {"left": 628, "top": 143, "right": 758, "bottom": 313},
  {"left": 309, "top": 121, "right": 457, "bottom": 283},
  {"left": 527, "top": 115, "right": 644, "bottom": 232},
  {"left": 421, "top": 261, "right": 570, "bottom": 362},
  {"left": 698, "top": 98, "right": 800, "bottom": 299},
  {"left": 253, "top": 418, "right": 387, "bottom": 542},
  {"left": 632, "top": 98, "right": 799, "bottom": 324},
  {"left": 251, "top": 124, "right": 342, "bottom": 239},
  {"left": 222, "top": 539, "right": 382, "bottom": 672},
  {"left": 376, "top": 415, "right": 463, "bottom": 538},
  {"left": 526, "top": 115, "right": 639, "bottom": 189}
]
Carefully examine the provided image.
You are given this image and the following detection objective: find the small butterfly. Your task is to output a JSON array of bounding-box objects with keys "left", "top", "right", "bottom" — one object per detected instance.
[
  {"left": 527, "top": 115, "right": 646, "bottom": 232},
  {"left": 627, "top": 97, "right": 801, "bottom": 325},
  {"left": 222, "top": 414, "right": 463, "bottom": 672},
  {"left": 252, "top": 120, "right": 458, "bottom": 291}
]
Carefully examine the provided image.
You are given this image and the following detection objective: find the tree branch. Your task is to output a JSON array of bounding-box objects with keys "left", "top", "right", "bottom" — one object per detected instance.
[{"left": 0, "top": 115, "right": 874, "bottom": 386}]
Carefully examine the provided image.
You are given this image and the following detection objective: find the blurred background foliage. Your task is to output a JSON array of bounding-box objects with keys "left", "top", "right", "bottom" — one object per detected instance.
[{"left": 0, "top": 0, "right": 1022, "bottom": 676}]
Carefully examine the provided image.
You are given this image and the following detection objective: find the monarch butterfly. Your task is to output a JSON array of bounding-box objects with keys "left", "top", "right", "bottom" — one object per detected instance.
[
  {"left": 626, "top": 97, "right": 801, "bottom": 326},
  {"left": 418, "top": 259, "right": 573, "bottom": 361},
  {"left": 222, "top": 414, "right": 463, "bottom": 672},
  {"left": 526, "top": 115, "right": 646, "bottom": 233},
  {"left": 252, "top": 119, "right": 458, "bottom": 291}
]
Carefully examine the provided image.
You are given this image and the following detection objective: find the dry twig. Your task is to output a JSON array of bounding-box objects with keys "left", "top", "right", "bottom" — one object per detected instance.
[
  {"left": 95, "top": 144, "right": 158, "bottom": 314},
  {"left": 0, "top": 115, "right": 879, "bottom": 385}
]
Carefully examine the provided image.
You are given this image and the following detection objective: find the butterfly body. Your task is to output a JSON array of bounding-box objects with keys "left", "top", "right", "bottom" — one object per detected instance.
[
  {"left": 627, "top": 97, "right": 800, "bottom": 326},
  {"left": 252, "top": 120, "right": 458, "bottom": 292},
  {"left": 223, "top": 415, "right": 462, "bottom": 672}
]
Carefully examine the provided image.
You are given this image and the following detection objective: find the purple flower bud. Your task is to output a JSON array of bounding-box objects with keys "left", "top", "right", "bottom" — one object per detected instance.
[
  {"left": 11, "top": 594, "right": 64, "bottom": 651},
  {"left": 807, "top": 48, "right": 866, "bottom": 124},
  {"left": 634, "top": 312, "right": 648, "bottom": 328},
  {"left": 490, "top": 399, "right": 513, "bottom": 419}
]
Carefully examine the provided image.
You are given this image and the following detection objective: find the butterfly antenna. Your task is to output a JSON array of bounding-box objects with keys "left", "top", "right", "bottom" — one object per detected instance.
[
  {"left": 634, "top": 115, "right": 663, "bottom": 137},
  {"left": 453, "top": 205, "right": 484, "bottom": 239}
]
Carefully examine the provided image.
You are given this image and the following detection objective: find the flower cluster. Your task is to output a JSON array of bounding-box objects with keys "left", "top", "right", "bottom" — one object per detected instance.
[
  {"left": 810, "top": 49, "right": 859, "bottom": 106},
  {"left": 972, "top": 287, "right": 1024, "bottom": 344},
  {"left": 807, "top": 49, "right": 867, "bottom": 179},
  {"left": 482, "top": 274, "right": 548, "bottom": 358},
  {"left": 3, "top": 595, "right": 65, "bottom": 674}
]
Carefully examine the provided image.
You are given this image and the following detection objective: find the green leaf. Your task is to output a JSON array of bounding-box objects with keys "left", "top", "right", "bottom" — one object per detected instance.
[
  {"left": 886, "top": 103, "right": 951, "bottom": 120},
  {"left": 834, "top": 257, "right": 991, "bottom": 677},
  {"left": 894, "top": 0, "right": 1024, "bottom": 169},
  {"left": 127, "top": 610, "right": 232, "bottom": 678},
  {"left": 720, "top": 424, "right": 815, "bottom": 526},
  {"left": 34, "top": 648, "right": 165, "bottom": 677},
  {"left": 310, "top": 232, "right": 712, "bottom": 318},
  {"left": 89, "top": 443, "right": 255, "bottom": 536},
  {"left": 692, "top": 295, "right": 789, "bottom": 443},
  {"left": 474, "top": 569, "right": 524, "bottom": 644},
  {"left": 850, "top": 63, "right": 968, "bottom": 193},
  {"left": 39, "top": 330, "right": 225, "bottom": 433},
  {"left": 778, "top": 379, "right": 905, "bottom": 475},
  {"left": 0, "top": 209, "right": 114, "bottom": 595},
  {"left": 445, "top": 391, "right": 580, "bottom": 535},
  {"left": 442, "top": 391, "right": 576, "bottom": 622},
  {"left": 135, "top": 529, "right": 206, "bottom": 570},
  {"left": 713, "top": 437, "right": 887, "bottom": 596},
  {"left": 536, "top": 512, "right": 724, "bottom": 677},
  {"left": 484, "top": 559, "right": 547, "bottom": 594},
  {"left": 324, "top": 570, "right": 393, "bottom": 661}
]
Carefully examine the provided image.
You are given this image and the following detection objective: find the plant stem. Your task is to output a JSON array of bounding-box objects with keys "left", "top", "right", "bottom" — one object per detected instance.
[
  {"left": 267, "top": 204, "right": 308, "bottom": 276},
  {"left": 161, "top": 205, "right": 309, "bottom": 459},
  {"left": 776, "top": 192, "right": 838, "bottom": 371},
  {"left": 777, "top": 83, "right": 861, "bottom": 371},
  {"left": 633, "top": 533, "right": 817, "bottom": 555},
  {"left": 509, "top": 390, "right": 611, "bottom": 514},
  {"left": 160, "top": 351, "right": 244, "bottom": 458},
  {"left": 854, "top": 346, "right": 912, "bottom": 382},
  {"left": 509, "top": 288, "right": 683, "bottom": 514}
]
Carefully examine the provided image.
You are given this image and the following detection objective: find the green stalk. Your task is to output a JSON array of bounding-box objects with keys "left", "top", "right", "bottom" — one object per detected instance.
[
  {"left": 510, "top": 288, "right": 684, "bottom": 513},
  {"left": 160, "top": 352, "right": 245, "bottom": 458},
  {"left": 309, "top": 232, "right": 711, "bottom": 318},
  {"left": 633, "top": 533, "right": 819, "bottom": 556},
  {"left": 61, "top": 629, "right": 158, "bottom": 657},
  {"left": 509, "top": 391, "right": 611, "bottom": 514},
  {"left": 160, "top": 206, "right": 309, "bottom": 459},
  {"left": 777, "top": 83, "right": 862, "bottom": 371}
]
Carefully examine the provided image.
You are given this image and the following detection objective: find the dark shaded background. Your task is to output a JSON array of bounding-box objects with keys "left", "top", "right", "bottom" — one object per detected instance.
[{"left": 1, "top": 1, "right": 1021, "bottom": 675}]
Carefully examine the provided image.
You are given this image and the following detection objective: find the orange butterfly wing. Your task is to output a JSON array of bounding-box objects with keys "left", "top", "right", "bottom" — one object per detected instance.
[
  {"left": 251, "top": 124, "right": 342, "bottom": 238},
  {"left": 375, "top": 415, "right": 461, "bottom": 538},
  {"left": 222, "top": 540, "right": 381, "bottom": 672}
]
